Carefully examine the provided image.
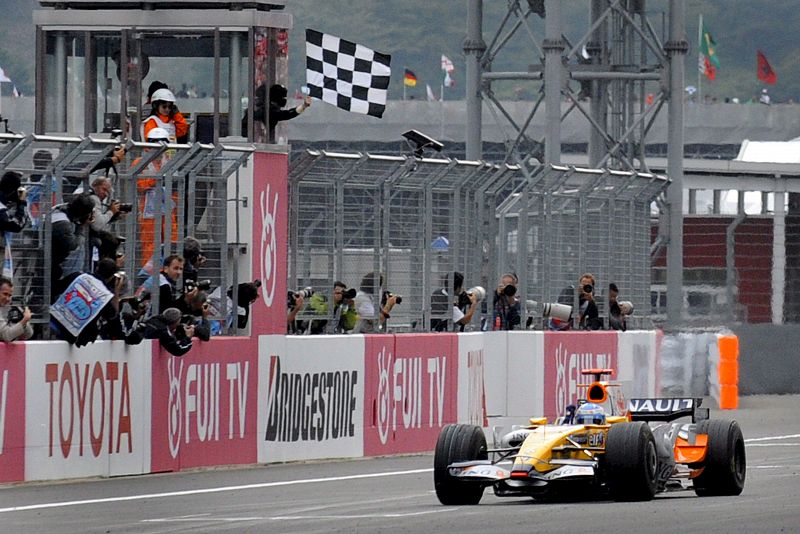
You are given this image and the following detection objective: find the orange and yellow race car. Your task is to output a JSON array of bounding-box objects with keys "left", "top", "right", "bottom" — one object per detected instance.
[{"left": 434, "top": 369, "right": 746, "bottom": 504}]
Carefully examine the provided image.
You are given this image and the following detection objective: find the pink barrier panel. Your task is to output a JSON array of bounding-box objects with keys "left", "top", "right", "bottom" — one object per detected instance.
[
  {"left": 0, "top": 343, "right": 25, "bottom": 483},
  {"left": 151, "top": 338, "right": 258, "bottom": 472},
  {"left": 543, "top": 332, "right": 618, "bottom": 419},
  {"left": 250, "top": 151, "right": 289, "bottom": 336},
  {"left": 363, "top": 334, "right": 459, "bottom": 456}
]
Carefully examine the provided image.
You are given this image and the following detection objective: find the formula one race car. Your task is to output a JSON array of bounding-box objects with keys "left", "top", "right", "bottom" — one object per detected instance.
[{"left": 434, "top": 369, "right": 746, "bottom": 504}]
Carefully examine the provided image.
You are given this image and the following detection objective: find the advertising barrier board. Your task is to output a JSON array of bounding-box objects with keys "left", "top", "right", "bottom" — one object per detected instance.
[
  {"left": 363, "top": 334, "right": 458, "bottom": 456},
  {"left": 543, "top": 332, "right": 618, "bottom": 420},
  {"left": 258, "top": 335, "right": 365, "bottom": 463},
  {"left": 250, "top": 151, "right": 289, "bottom": 336},
  {"left": 151, "top": 338, "right": 258, "bottom": 472},
  {"left": 24, "top": 341, "right": 151, "bottom": 480},
  {"left": 0, "top": 343, "right": 25, "bottom": 483}
]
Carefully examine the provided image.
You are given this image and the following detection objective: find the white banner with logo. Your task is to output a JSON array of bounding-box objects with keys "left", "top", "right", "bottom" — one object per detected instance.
[
  {"left": 616, "top": 331, "right": 659, "bottom": 398},
  {"left": 24, "top": 341, "right": 152, "bottom": 480},
  {"left": 257, "top": 335, "right": 365, "bottom": 463}
]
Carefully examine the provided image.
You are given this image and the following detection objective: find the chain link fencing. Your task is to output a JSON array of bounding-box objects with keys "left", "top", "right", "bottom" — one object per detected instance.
[
  {"left": 0, "top": 133, "right": 252, "bottom": 338},
  {"left": 288, "top": 150, "right": 669, "bottom": 333}
]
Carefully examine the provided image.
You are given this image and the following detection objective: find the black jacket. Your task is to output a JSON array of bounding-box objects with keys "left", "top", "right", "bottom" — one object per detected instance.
[{"left": 143, "top": 315, "right": 193, "bottom": 356}]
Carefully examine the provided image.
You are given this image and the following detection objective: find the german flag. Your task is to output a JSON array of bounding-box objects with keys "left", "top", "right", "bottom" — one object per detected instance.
[{"left": 403, "top": 68, "right": 417, "bottom": 87}]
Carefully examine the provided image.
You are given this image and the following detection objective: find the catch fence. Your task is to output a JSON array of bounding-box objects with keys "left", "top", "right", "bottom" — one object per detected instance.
[
  {"left": 0, "top": 133, "right": 252, "bottom": 336},
  {"left": 288, "top": 150, "right": 669, "bottom": 332}
]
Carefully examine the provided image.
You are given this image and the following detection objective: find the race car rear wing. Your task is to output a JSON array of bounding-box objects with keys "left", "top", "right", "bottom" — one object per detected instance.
[{"left": 627, "top": 398, "right": 710, "bottom": 423}]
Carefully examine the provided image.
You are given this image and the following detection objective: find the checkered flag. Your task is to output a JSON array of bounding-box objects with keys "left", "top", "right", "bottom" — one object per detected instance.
[{"left": 306, "top": 29, "right": 392, "bottom": 118}]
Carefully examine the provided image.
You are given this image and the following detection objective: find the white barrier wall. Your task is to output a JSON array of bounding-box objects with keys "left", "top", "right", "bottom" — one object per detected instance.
[{"left": 1, "top": 330, "right": 661, "bottom": 483}]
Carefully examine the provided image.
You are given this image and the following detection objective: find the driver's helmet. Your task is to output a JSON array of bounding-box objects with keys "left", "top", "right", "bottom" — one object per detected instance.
[{"left": 574, "top": 402, "right": 606, "bottom": 425}]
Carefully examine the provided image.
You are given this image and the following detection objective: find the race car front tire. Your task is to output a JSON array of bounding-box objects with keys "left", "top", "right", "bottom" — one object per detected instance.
[
  {"left": 434, "top": 424, "right": 487, "bottom": 505},
  {"left": 693, "top": 419, "right": 746, "bottom": 496},
  {"left": 605, "top": 422, "right": 658, "bottom": 501}
]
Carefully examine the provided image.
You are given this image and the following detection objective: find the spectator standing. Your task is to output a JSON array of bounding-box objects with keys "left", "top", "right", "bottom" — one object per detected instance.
[
  {"left": 492, "top": 273, "right": 521, "bottom": 330},
  {"left": 759, "top": 88, "right": 771, "bottom": 105},
  {"left": 182, "top": 236, "right": 206, "bottom": 285},
  {"left": 0, "top": 277, "right": 32, "bottom": 341},
  {"left": 51, "top": 194, "right": 95, "bottom": 298},
  {"left": 0, "top": 171, "right": 31, "bottom": 275}
]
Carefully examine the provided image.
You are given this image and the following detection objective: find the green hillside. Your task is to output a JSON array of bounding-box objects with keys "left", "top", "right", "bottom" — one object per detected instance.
[{"left": 2, "top": 1, "right": 798, "bottom": 102}]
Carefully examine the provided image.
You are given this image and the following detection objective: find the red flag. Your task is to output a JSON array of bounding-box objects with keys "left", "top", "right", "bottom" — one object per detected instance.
[{"left": 757, "top": 50, "right": 777, "bottom": 85}]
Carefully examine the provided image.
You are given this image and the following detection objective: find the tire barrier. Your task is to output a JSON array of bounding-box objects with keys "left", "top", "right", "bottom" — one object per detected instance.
[{"left": 711, "top": 334, "right": 740, "bottom": 410}]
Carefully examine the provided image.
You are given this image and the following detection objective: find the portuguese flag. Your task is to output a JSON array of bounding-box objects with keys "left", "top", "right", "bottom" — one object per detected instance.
[{"left": 699, "top": 21, "right": 720, "bottom": 80}]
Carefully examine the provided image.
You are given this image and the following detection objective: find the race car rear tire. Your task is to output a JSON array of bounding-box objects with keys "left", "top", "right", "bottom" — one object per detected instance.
[
  {"left": 693, "top": 419, "right": 746, "bottom": 496},
  {"left": 433, "top": 424, "right": 487, "bottom": 505},
  {"left": 605, "top": 422, "right": 658, "bottom": 501}
]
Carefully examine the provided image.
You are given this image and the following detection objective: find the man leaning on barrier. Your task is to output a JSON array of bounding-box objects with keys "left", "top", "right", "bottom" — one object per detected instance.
[{"left": 143, "top": 307, "right": 193, "bottom": 357}]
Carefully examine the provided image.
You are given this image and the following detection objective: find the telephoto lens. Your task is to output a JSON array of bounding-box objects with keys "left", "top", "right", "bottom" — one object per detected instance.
[
  {"left": 467, "top": 286, "right": 486, "bottom": 302},
  {"left": 583, "top": 284, "right": 593, "bottom": 294},
  {"left": 342, "top": 288, "right": 357, "bottom": 299},
  {"left": 503, "top": 284, "right": 517, "bottom": 297}
]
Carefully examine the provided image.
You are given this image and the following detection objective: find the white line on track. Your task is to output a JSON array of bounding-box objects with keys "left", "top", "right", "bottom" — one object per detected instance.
[
  {"left": 745, "top": 434, "right": 800, "bottom": 442},
  {"left": 142, "top": 510, "right": 451, "bottom": 523},
  {"left": 0, "top": 468, "right": 433, "bottom": 514},
  {"left": 3, "top": 433, "right": 799, "bottom": 515}
]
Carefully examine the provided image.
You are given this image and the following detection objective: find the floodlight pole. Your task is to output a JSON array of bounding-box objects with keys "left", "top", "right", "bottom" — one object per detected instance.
[
  {"left": 543, "top": 0, "right": 563, "bottom": 164},
  {"left": 665, "top": 0, "right": 687, "bottom": 325},
  {"left": 464, "top": 0, "right": 485, "bottom": 161}
]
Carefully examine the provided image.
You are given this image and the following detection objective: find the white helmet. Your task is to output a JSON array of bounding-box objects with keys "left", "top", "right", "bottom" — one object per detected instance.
[
  {"left": 151, "top": 88, "right": 176, "bottom": 103},
  {"left": 146, "top": 127, "right": 171, "bottom": 141}
]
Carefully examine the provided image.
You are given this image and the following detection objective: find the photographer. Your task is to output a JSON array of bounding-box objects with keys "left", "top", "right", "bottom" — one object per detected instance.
[
  {"left": 151, "top": 254, "right": 187, "bottom": 314},
  {"left": 286, "top": 287, "right": 311, "bottom": 334},
  {"left": 180, "top": 289, "right": 212, "bottom": 341},
  {"left": 0, "top": 277, "right": 32, "bottom": 341},
  {"left": 143, "top": 307, "right": 193, "bottom": 357},
  {"left": 0, "top": 171, "right": 31, "bottom": 269},
  {"left": 492, "top": 273, "right": 521, "bottom": 330},
  {"left": 608, "top": 283, "right": 633, "bottom": 331},
  {"left": 182, "top": 236, "right": 206, "bottom": 285},
  {"left": 51, "top": 194, "right": 95, "bottom": 299},
  {"left": 87, "top": 176, "right": 130, "bottom": 233},
  {"left": 431, "top": 272, "right": 480, "bottom": 332},
  {"left": 83, "top": 176, "right": 128, "bottom": 262},
  {"left": 577, "top": 273, "right": 601, "bottom": 330},
  {"left": 304, "top": 282, "right": 359, "bottom": 335},
  {"left": 354, "top": 272, "right": 397, "bottom": 334}
]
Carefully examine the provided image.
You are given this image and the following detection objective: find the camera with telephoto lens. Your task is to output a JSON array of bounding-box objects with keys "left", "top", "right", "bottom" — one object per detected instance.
[
  {"left": 381, "top": 291, "right": 402, "bottom": 305},
  {"left": 186, "top": 279, "right": 212, "bottom": 291},
  {"left": 6, "top": 306, "right": 24, "bottom": 324},
  {"left": 116, "top": 202, "right": 133, "bottom": 213},
  {"left": 583, "top": 284, "right": 593, "bottom": 294},
  {"left": 341, "top": 287, "right": 357, "bottom": 300},
  {"left": 287, "top": 287, "right": 314, "bottom": 307},
  {"left": 502, "top": 284, "right": 517, "bottom": 297}
]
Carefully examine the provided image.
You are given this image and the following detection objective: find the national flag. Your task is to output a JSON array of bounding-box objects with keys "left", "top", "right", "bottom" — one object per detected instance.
[
  {"left": 305, "top": 29, "right": 392, "bottom": 118},
  {"left": 426, "top": 84, "right": 438, "bottom": 101},
  {"left": 441, "top": 54, "right": 454, "bottom": 73},
  {"left": 441, "top": 54, "right": 455, "bottom": 88},
  {"left": 756, "top": 50, "right": 777, "bottom": 85},
  {"left": 404, "top": 68, "right": 417, "bottom": 87},
  {"left": 0, "top": 67, "right": 11, "bottom": 83},
  {"left": 699, "top": 22, "right": 719, "bottom": 80},
  {"left": 12, "top": 86, "right": 20, "bottom": 98}
]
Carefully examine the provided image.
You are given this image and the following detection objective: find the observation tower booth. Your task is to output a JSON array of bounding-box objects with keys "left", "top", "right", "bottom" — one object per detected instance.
[{"left": 33, "top": 0, "right": 291, "bottom": 144}]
